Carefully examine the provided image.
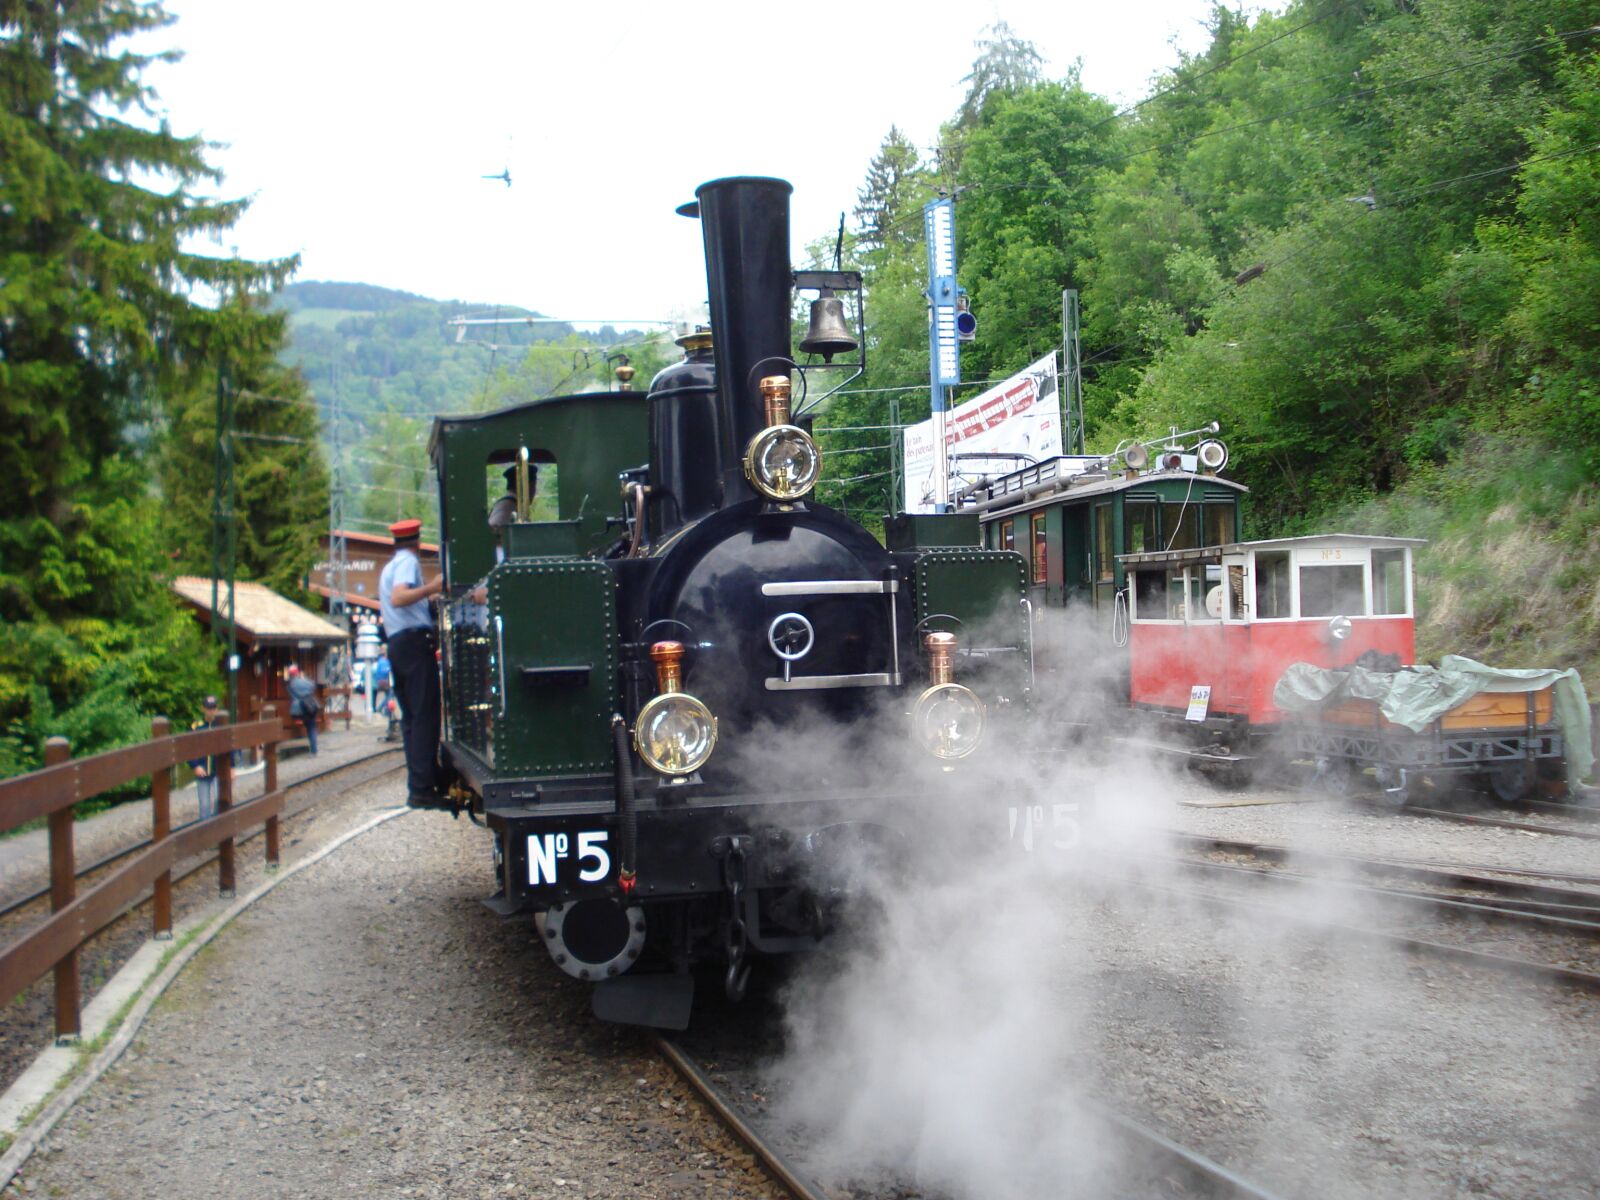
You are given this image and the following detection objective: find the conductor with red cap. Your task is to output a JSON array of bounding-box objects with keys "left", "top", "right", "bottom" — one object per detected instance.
[{"left": 379, "top": 517, "right": 447, "bottom": 807}]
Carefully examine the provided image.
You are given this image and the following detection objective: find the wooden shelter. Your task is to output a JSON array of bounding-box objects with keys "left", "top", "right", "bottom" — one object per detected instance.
[{"left": 170, "top": 577, "right": 348, "bottom": 728}]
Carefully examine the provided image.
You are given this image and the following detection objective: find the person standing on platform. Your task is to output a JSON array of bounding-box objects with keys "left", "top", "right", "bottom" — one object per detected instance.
[
  {"left": 188, "top": 694, "right": 224, "bottom": 820},
  {"left": 370, "top": 646, "right": 392, "bottom": 722},
  {"left": 286, "top": 664, "right": 320, "bottom": 755},
  {"left": 379, "top": 518, "right": 446, "bottom": 807}
]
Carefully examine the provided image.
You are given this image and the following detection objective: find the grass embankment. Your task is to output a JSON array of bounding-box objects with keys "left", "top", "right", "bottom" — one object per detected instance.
[{"left": 1322, "top": 434, "right": 1600, "bottom": 683}]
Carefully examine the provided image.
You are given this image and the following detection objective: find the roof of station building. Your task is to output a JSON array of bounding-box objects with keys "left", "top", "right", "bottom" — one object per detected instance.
[{"left": 171, "top": 577, "right": 347, "bottom": 645}]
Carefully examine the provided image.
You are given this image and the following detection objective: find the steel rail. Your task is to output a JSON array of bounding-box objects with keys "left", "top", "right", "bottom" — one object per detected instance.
[
  {"left": 1518, "top": 796, "right": 1600, "bottom": 823},
  {"left": 1164, "top": 831, "right": 1600, "bottom": 893},
  {"left": 1089, "top": 1106, "right": 1289, "bottom": 1200},
  {"left": 1394, "top": 803, "right": 1600, "bottom": 842},
  {"left": 654, "top": 1036, "right": 826, "bottom": 1200},
  {"left": 1133, "top": 853, "right": 1600, "bottom": 936},
  {"left": 0, "top": 749, "right": 403, "bottom": 921},
  {"left": 1094, "top": 870, "right": 1600, "bottom": 994},
  {"left": 660, "top": 1033, "right": 1285, "bottom": 1200}
]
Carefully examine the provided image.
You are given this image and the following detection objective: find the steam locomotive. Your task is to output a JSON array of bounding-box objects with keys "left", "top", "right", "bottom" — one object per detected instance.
[{"left": 426, "top": 177, "right": 1033, "bottom": 1028}]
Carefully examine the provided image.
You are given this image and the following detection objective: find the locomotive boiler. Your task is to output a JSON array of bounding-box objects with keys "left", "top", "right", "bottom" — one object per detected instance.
[{"left": 427, "top": 177, "right": 1032, "bottom": 1028}]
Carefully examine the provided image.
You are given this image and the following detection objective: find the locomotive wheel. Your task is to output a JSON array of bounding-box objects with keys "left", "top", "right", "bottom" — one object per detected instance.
[
  {"left": 1313, "top": 756, "right": 1356, "bottom": 795},
  {"left": 1488, "top": 763, "right": 1534, "bottom": 804}
]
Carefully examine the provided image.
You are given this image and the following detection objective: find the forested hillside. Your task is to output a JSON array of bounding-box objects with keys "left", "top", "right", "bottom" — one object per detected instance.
[
  {"left": 278, "top": 282, "right": 671, "bottom": 536},
  {"left": 824, "top": 0, "right": 1600, "bottom": 676}
]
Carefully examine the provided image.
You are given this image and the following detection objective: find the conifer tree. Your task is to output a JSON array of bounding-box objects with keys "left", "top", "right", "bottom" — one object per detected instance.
[
  {"left": 159, "top": 297, "right": 328, "bottom": 602},
  {"left": 955, "top": 22, "right": 1044, "bottom": 130},
  {"left": 853, "top": 126, "right": 924, "bottom": 251},
  {"left": 0, "top": 1, "right": 296, "bottom": 774}
]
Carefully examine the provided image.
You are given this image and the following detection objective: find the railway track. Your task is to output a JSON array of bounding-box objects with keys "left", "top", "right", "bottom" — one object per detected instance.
[
  {"left": 657, "top": 1026, "right": 1287, "bottom": 1199},
  {"left": 1098, "top": 833, "right": 1600, "bottom": 992},
  {"left": 0, "top": 747, "right": 403, "bottom": 922},
  {"left": 1163, "top": 830, "right": 1600, "bottom": 894},
  {"left": 1384, "top": 801, "right": 1600, "bottom": 842},
  {"left": 0, "top": 748, "right": 404, "bottom": 1093}
]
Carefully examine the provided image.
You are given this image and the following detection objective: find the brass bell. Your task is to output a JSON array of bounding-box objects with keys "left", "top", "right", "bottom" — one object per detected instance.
[{"left": 799, "top": 293, "right": 858, "bottom": 362}]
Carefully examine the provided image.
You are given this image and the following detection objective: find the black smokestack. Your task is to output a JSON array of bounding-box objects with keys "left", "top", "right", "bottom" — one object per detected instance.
[{"left": 696, "top": 177, "right": 793, "bottom": 507}]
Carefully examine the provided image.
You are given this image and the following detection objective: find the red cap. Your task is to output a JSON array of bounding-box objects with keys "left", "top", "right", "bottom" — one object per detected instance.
[{"left": 389, "top": 518, "right": 423, "bottom": 539}]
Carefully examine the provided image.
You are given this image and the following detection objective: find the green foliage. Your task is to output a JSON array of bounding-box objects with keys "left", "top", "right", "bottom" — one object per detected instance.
[
  {"left": 278, "top": 281, "right": 667, "bottom": 539},
  {"left": 1489, "top": 52, "right": 1600, "bottom": 474},
  {"left": 158, "top": 297, "right": 330, "bottom": 602},
  {"left": 820, "top": 0, "right": 1600, "bottom": 670},
  {"left": 953, "top": 80, "right": 1121, "bottom": 382},
  {"left": 0, "top": 1, "right": 276, "bottom": 778},
  {"left": 1328, "top": 431, "right": 1600, "bottom": 682}
]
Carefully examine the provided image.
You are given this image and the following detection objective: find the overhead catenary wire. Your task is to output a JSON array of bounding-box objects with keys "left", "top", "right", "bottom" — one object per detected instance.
[
  {"left": 817, "top": 469, "right": 893, "bottom": 486},
  {"left": 815, "top": 440, "right": 893, "bottom": 455}
]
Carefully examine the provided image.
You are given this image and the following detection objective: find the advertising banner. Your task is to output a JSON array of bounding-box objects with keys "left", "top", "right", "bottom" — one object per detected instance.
[{"left": 901, "top": 352, "right": 1062, "bottom": 513}]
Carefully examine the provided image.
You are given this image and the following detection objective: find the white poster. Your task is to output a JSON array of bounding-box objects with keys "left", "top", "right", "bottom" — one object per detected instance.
[{"left": 902, "top": 352, "right": 1062, "bottom": 513}]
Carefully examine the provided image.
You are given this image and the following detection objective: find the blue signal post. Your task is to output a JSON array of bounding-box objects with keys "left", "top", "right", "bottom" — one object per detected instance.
[{"left": 924, "top": 197, "right": 960, "bottom": 511}]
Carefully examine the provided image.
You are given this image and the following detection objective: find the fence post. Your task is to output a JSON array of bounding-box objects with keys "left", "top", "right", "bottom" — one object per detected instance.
[
  {"left": 216, "top": 714, "right": 235, "bottom": 898},
  {"left": 151, "top": 717, "right": 173, "bottom": 940},
  {"left": 263, "top": 705, "right": 281, "bottom": 872},
  {"left": 44, "top": 737, "right": 80, "bottom": 1044}
]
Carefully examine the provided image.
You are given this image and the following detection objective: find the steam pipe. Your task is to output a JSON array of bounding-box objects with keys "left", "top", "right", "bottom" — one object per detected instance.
[{"left": 611, "top": 715, "right": 637, "bottom": 892}]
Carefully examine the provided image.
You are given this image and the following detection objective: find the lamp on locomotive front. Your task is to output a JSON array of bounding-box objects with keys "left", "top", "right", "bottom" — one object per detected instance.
[
  {"left": 743, "top": 375, "right": 821, "bottom": 501},
  {"left": 634, "top": 641, "right": 718, "bottom": 776},
  {"left": 911, "top": 631, "right": 986, "bottom": 761}
]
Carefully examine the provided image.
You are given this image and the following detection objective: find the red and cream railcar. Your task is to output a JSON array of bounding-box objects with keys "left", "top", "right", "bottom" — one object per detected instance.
[{"left": 1119, "top": 534, "right": 1422, "bottom": 744}]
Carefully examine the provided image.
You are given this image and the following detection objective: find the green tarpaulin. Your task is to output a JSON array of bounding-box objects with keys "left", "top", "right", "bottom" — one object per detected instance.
[{"left": 1273, "top": 654, "right": 1593, "bottom": 786}]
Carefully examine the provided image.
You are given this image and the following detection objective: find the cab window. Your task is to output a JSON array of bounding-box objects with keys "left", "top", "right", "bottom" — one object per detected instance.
[
  {"left": 1031, "top": 513, "right": 1048, "bottom": 584},
  {"left": 1161, "top": 503, "right": 1200, "bottom": 551},
  {"left": 1125, "top": 501, "right": 1158, "bottom": 555},
  {"left": 485, "top": 455, "right": 559, "bottom": 523},
  {"left": 1204, "top": 504, "right": 1236, "bottom": 547},
  {"left": 1371, "top": 549, "right": 1408, "bottom": 615},
  {"left": 1094, "top": 505, "right": 1113, "bottom": 582},
  {"left": 1000, "top": 519, "right": 1015, "bottom": 552},
  {"left": 1254, "top": 552, "right": 1292, "bottom": 618},
  {"left": 1299, "top": 564, "right": 1366, "bottom": 618},
  {"left": 1227, "top": 564, "right": 1246, "bottom": 619}
]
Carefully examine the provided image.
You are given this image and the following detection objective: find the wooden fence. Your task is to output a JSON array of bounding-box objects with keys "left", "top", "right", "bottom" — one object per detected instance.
[{"left": 0, "top": 709, "right": 291, "bottom": 1042}]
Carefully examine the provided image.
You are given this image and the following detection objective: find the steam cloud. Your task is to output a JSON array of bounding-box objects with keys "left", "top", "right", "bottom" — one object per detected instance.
[{"left": 750, "top": 603, "right": 1589, "bottom": 1198}]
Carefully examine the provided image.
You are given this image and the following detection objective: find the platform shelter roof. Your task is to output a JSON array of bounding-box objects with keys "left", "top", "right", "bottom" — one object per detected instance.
[{"left": 171, "top": 577, "right": 347, "bottom": 646}]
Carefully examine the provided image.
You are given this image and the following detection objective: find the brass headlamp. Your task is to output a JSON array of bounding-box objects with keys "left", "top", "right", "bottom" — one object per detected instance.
[
  {"left": 633, "top": 641, "right": 718, "bottom": 776},
  {"left": 743, "top": 375, "right": 821, "bottom": 501},
  {"left": 911, "top": 631, "right": 986, "bottom": 761}
]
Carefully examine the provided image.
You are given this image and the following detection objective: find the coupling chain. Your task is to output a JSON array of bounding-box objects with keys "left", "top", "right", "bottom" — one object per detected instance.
[{"left": 721, "top": 839, "right": 751, "bottom": 1002}]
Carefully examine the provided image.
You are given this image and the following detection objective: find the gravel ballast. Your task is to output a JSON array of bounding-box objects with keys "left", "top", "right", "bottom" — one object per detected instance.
[
  {"left": 12, "top": 755, "right": 1600, "bottom": 1198},
  {"left": 10, "top": 782, "right": 783, "bottom": 1200},
  {"left": 1163, "top": 770, "right": 1600, "bottom": 884}
]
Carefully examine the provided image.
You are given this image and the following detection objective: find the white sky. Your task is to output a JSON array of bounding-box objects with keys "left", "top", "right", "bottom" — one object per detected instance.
[{"left": 147, "top": 0, "right": 1240, "bottom": 323}]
